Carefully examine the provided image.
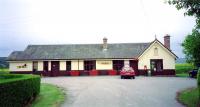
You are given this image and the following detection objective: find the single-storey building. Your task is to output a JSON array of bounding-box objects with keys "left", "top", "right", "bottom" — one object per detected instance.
[{"left": 7, "top": 35, "right": 177, "bottom": 76}]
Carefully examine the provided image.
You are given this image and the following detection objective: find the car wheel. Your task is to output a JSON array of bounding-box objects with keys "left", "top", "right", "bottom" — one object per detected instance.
[
  {"left": 189, "top": 74, "right": 191, "bottom": 77},
  {"left": 121, "top": 76, "right": 123, "bottom": 79},
  {"left": 132, "top": 76, "right": 135, "bottom": 79},
  {"left": 192, "top": 75, "right": 194, "bottom": 78}
]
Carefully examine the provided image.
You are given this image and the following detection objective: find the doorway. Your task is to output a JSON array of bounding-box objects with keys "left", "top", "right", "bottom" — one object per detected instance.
[
  {"left": 150, "top": 59, "right": 163, "bottom": 72},
  {"left": 51, "top": 61, "right": 60, "bottom": 76}
]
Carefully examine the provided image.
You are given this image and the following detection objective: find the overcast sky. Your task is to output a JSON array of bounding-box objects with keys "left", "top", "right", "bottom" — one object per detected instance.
[{"left": 0, "top": 0, "right": 196, "bottom": 58}]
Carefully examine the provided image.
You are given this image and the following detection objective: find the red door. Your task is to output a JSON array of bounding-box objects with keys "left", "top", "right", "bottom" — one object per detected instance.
[{"left": 51, "top": 61, "right": 59, "bottom": 76}]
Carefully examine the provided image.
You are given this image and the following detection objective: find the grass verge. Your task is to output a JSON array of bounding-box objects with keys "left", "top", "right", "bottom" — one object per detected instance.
[
  {"left": 31, "top": 83, "right": 65, "bottom": 107},
  {"left": 176, "top": 73, "right": 188, "bottom": 77},
  {"left": 177, "top": 87, "right": 199, "bottom": 107}
]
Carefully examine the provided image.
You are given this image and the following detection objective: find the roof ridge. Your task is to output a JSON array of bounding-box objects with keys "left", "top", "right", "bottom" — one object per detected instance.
[{"left": 27, "top": 42, "right": 151, "bottom": 46}]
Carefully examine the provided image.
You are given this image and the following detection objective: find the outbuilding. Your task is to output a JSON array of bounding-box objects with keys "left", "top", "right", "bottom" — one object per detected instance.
[{"left": 7, "top": 35, "right": 177, "bottom": 76}]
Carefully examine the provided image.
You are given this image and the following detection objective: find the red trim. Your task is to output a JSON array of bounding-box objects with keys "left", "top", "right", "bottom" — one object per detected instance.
[
  {"left": 79, "top": 71, "right": 89, "bottom": 76},
  {"left": 89, "top": 70, "right": 98, "bottom": 76},
  {"left": 138, "top": 69, "right": 175, "bottom": 76},
  {"left": 151, "top": 69, "right": 175, "bottom": 76},
  {"left": 59, "top": 71, "right": 70, "bottom": 76},
  {"left": 10, "top": 69, "right": 175, "bottom": 76},
  {"left": 42, "top": 71, "right": 50, "bottom": 76},
  {"left": 70, "top": 71, "right": 80, "bottom": 76},
  {"left": 137, "top": 70, "right": 148, "bottom": 76},
  {"left": 108, "top": 70, "right": 117, "bottom": 75},
  {"left": 98, "top": 70, "right": 108, "bottom": 75}
]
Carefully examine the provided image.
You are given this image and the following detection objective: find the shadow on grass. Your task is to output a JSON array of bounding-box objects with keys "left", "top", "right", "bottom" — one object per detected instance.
[
  {"left": 177, "top": 87, "right": 199, "bottom": 107},
  {"left": 31, "top": 83, "right": 66, "bottom": 107}
]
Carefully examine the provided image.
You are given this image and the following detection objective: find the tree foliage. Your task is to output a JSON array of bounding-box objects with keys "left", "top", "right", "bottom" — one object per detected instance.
[
  {"left": 182, "top": 29, "right": 200, "bottom": 66},
  {"left": 168, "top": 0, "right": 200, "bottom": 67},
  {"left": 168, "top": 0, "right": 200, "bottom": 28}
]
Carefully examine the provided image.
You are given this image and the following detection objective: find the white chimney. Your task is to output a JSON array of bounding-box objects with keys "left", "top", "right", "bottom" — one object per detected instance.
[{"left": 103, "top": 37, "right": 108, "bottom": 51}]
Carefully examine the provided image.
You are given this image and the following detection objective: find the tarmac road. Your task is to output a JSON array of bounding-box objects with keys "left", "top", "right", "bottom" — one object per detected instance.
[{"left": 42, "top": 76, "right": 196, "bottom": 107}]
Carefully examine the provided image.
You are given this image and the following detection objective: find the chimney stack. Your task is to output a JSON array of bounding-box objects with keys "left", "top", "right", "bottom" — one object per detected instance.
[
  {"left": 164, "top": 34, "right": 170, "bottom": 50},
  {"left": 103, "top": 37, "right": 108, "bottom": 51}
]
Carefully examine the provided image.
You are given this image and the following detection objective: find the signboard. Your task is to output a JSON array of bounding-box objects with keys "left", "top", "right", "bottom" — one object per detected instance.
[
  {"left": 98, "top": 61, "right": 111, "bottom": 65},
  {"left": 17, "top": 64, "right": 27, "bottom": 68}
]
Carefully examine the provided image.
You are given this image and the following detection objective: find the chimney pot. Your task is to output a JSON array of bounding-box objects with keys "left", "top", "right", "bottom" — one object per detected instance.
[
  {"left": 164, "top": 34, "right": 170, "bottom": 50},
  {"left": 103, "top": 37, "right": 108, "bottom": 50}
]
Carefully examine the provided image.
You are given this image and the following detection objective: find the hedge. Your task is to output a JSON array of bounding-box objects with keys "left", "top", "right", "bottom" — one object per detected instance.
[
  {"left": 0, "top": 74, "right": 41, "bottom": 107},
  {"left": 197, "top": 68, "right": 200, "bottom": 100}
]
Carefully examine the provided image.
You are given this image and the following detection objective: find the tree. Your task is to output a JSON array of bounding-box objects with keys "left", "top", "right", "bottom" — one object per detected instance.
[
  {"left": 168, "top": 0, "right": 200, "bottom": 29},
  {"left": 182, "top": 29, "right": 200, "bottom": 67},
  {"left": 168, "top": 0, "right": 200, "bottom": 67}
]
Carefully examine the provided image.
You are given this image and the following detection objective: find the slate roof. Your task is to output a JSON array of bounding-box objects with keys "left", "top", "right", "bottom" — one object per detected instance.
[{"left": 7, "top": 43, "right": 151, "bottom": 61}]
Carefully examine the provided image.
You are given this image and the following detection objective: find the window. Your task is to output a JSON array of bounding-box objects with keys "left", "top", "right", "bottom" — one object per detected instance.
[
  {"left": 154, "top": 47, "right": 158, "bottom": 56},
  {"left": 113, "top": 60, "right": 124, "bottom": 71},
  {"left": 43, "top": 61, "right": 48, "bottom": 72},
  {"left": 84, "top": 60, "right": 96, "bottom": 71},
  {"left": 66, "top": 61, "right": 71, "bottom": 71},
  {"left": 33, "top": 61, "right": 38, "bottom": 71}
]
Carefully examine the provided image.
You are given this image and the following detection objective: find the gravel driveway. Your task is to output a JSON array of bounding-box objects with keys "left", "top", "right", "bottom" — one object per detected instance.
[{"left": 42, "top": 76, "right": 196, "bottom": 107}]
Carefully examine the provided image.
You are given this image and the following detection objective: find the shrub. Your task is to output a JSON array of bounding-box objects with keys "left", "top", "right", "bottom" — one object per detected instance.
[
  {"left": 175, "top": 63, "right": 194, "bottom": 74},
  {"left": 198, "top": 68, "right": 200, "bottom": 99},
  {"left": 0, "top": 74, "right": 41, "bottom": 107},
  {"left": 198, "top": 69, "right": 200, "bottom": 86}
]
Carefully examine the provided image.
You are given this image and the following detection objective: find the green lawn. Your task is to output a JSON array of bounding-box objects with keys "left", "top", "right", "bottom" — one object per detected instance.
[
  {"left": 31, "top": 83, "right": 65, "bottom": 107},
  {"left": 175, "top": 63, "right": 195, "bottom": 77},
  {"left": 177, "top": 87, "right": 199, "bottom": 107},
  {"left": 0, "top": 68, "right": 9, "bottom": 74},
  {"left": 175, "top": 63, "right": 194, "bottom": 74}
]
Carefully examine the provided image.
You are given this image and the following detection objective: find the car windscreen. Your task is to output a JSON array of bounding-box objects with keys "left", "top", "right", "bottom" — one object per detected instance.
[{"left": 122, "top": 67, "right": 133, "bottom": 71}]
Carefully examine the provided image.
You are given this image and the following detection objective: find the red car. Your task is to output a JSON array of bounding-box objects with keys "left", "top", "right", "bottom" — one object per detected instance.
[{"left": 120, "top": 66, "right": 135, "bottom": 79}]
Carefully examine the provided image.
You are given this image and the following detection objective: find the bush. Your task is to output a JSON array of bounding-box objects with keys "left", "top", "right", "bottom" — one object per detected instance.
[
  {"left": 175, "top": 63, "right": 194, "bottom": 74},
  {"left": 198, "top": 68, "right": 200, "bottom": 99},
  {"left": 0, "top": 74, "right": 41, "bottom": 107},
  {"left": 198, "top": 69, "right": 200, "bottom": 86}
]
